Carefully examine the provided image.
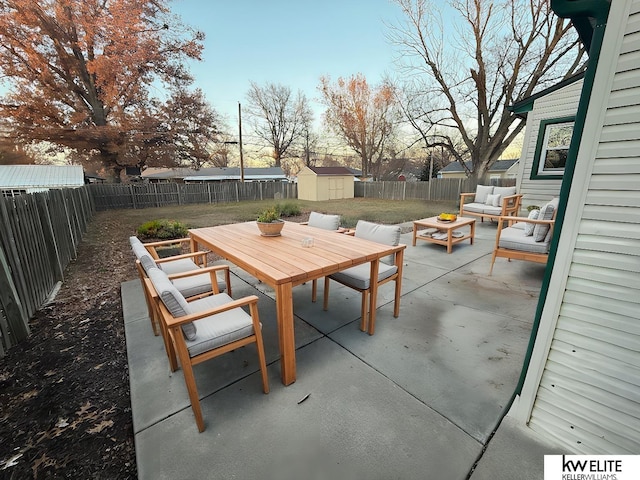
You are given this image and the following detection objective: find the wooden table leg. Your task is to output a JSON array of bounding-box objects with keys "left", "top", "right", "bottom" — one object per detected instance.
[
  {"left": 470, "top": 221, "right": 476, "bottom": 245},
  {"left": 275, "top": 283, "right": 296, "bottom": 385},
  {"left": 447, "top": 229, "right": 453, "bottom": 254},
  {"left": 412, "top": 223, "right": 417, "bottom": 246}
]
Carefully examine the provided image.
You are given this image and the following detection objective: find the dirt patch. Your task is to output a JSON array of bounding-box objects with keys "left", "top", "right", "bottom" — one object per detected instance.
[{"left": 0, "top": 212, "right": 137, "bottom": 479}]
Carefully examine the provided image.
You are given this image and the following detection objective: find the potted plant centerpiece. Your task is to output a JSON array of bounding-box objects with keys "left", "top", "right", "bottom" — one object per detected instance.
[{"left": 256, "top": 206, "right": 284, "bottom": 236}]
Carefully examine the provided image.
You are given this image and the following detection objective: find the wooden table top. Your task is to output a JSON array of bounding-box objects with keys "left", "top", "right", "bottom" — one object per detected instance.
[
  {"left": 189, "top": 221, "right": 405, "bottom": 286},
  {"left": 413, "top": 216, "right": 476, "bottom": 230}
]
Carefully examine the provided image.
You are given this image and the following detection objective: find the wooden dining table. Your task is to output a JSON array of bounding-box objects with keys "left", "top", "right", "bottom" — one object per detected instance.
[{"left": 189, "top": 221, "right": 406, "bottom": 386}]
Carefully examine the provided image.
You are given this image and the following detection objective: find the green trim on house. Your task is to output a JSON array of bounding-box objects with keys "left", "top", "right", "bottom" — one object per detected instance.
[
  {"left": 514, "top": 2, "right": 611, "bottom": 397},
  {"left": 551, "top": 0, "right": 611, "bottom": 52},
  {"left": 530, "top": 116, "right": 576, "bottom": 180},
  {"left": 509, "top": 72, "right": 585, "bottom": 115}
]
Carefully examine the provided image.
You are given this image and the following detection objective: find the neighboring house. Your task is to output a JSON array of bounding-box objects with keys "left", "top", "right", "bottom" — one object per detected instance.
[
  {"left": 297, "top": 166, "right": 355, "bottom": 201},
  {"left": 510, "top": 72, "right": 585, "bottom": 211},
  {"left": 142, "top": 167, "right": 286, "bottom": 183},
  {"left": 509, "top": 0, "right": 640, "bottom": 455},
  {"left": 0, "top": 165, "right": 85, "bottom": 197},
  {"left": 438, "top": 159, "right": 518, "bottom": 180}
]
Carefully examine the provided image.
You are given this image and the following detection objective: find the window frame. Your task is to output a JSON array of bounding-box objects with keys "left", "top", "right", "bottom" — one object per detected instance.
[{"left": 530, "top": 116, "right": 575, "bottom": 180}]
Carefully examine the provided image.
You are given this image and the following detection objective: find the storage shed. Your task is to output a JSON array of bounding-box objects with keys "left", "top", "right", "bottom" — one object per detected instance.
[
  {"left": 297, "top": 166, "right": 355, "bottom": 201},
  {"left": 0, "top": 165, "right": 85, "bottom": 197}
]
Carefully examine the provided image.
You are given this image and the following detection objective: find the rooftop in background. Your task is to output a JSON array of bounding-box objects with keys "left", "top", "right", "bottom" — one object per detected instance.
[
  {"left": 439, "top": 159, "right": 518, "bottom": 173},
  {"left": 142, "top": 167, "right": 286, "bottom": 182},
  {"left": 0, "top": 165, "right": 85, "bottom": 192}
]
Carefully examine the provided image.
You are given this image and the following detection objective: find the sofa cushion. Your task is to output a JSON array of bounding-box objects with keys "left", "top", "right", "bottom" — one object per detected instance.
[
  {"left": 493, "top": 186, "right": 517, "bottom": 206},
  {"left": 130, "top": 241, "right": 158, "bottom": 274},
  {"left": 147, "top": 267, "right": 197, "bottom": 340},
  {"left": 184, "top": 293, "right": 256, "bottom": 358},
  {"left": 485, "top": 194, "right": 501, "bottom": 207},
  {"left": 533, "top": 202, "right": 556, "bottom": 241},
  {"left": 462, "top": 202, "right": 486, "bottom": 214},
  {"left": 524, "top": 209, "right": 539, "bottom": 236},
  {"left": 498, "top": 227, "right": 550, "bottom": 254},
  {"left": 474, "top": 185, "right": 494, "bottom": 204}
]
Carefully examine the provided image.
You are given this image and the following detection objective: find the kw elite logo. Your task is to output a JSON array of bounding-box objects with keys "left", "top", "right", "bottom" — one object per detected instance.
[{"left": 545, "top": 455, "right": 640, "bottom": 480}]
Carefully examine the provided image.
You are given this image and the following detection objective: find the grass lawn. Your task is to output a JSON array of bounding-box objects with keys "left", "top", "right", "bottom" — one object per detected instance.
[{"left": 109, "top": 197, "right": 460, "bottom": 232}]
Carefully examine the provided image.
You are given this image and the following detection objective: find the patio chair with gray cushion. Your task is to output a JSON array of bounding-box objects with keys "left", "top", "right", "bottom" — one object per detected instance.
[
  {"left": 146, "top": 266, "right": 269, "bottom": 432},
  {"left": 322, "top": 220, "right": 404, "bottom": 335},
  {"left": 303, "top": 212, "right": 342, "bottom": 302},
  {"left": 489, "top": 198, "right": 560, "bottom": 275},
  {"left": 130, "top": 236, "right": 231, "bottom": 335},
  {"left": 459, "top": 185, "right": 522, "bottom": 223}
]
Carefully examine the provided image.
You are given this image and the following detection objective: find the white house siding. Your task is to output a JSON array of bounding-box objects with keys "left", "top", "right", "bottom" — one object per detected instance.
[
  {"left": 525, "top": 0, "right": 640, "bottom": 454},
  {"left": 516, "top": 80, "right": 583, "bottom": 211}
]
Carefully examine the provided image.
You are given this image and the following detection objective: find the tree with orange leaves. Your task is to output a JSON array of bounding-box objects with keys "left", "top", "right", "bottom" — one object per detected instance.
[
  {"left": 318, "top": 74, "right": 398, "bottom": 179},
  {"left": 0, "top": 0, "right": 214, "bottom": 180}
]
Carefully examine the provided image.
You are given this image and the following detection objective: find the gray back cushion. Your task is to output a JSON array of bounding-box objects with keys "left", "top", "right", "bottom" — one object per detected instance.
[
  {"left": 147, "top": 267, "right": 197, "bottom": 340},
  {"left": 474, "top": 185, "right": 494, "bottom": 204},
  {"left": 533, "top": 201, "right": 556, "bottom": 242},
  {"left": 492, "top": 186, "right": 517, "bottom": 206},
  {"left": 355, "top": 221, "right": 401, "bottom": 265},
  {"left": 130, "top": 241, "right": 157, "bottom": 274},
  {"left": 308, "top": 212, "right": 340, "bottom": 230}
]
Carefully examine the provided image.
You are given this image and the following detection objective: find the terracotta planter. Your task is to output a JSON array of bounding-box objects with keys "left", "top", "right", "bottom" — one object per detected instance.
[{"left": 256, "top": 220, "right": 284, "bottom": 236}]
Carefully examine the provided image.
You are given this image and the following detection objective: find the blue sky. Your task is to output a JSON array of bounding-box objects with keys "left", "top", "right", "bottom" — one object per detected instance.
[{"left": 172, "top": 0, "right": 404, "bottom": 130}]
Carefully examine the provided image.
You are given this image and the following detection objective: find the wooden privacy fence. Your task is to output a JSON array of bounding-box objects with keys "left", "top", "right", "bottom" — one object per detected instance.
[
  {"left": 89, "top": 181, "right": 298, "bottom": 210},
  {"left": 0, "top": 187, "right": 94, "bottom": 357},
  {"left": 355, "top": 177, "right": 516, "bottom": 201}
]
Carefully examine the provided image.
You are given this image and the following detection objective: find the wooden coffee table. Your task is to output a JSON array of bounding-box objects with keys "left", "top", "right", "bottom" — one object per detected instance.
[{"left": 412, "top": 216, "right": 476, "bottom": 253}]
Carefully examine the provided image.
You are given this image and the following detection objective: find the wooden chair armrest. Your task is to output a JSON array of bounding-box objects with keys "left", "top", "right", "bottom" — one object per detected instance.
[
  {"left": 155, "top": 251, "right": 208, "bottom": 264},
  {"left": 460, "top": 192, "right": 476, "bottom": 201},
  {"left": 164, "top": 295, "right": 259, "bottom": 328},
  {"left": 142, "top": 237, "right": 191, "bottom": 248},
  {"left": 166, "top": 264, "right": 229, "bottom": 280}
]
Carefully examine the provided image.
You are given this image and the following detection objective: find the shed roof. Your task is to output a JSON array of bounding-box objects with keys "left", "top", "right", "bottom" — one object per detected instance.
[
  {"left": 0, "top": 165, "right": 85, "bottom": 189},
  {"left": 306, "top": 166, "right": 354, "bottom": 176}
]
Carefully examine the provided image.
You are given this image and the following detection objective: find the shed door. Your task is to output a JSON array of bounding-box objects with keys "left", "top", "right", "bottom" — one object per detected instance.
[{"left": 329, "top": 177, "right": 343, "bottom": 199}]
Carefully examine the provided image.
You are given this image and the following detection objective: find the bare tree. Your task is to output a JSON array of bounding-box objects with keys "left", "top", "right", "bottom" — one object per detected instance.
[
  {"left": 245, "top": 82, "right": 312, "bottom": 167},
  {"left": 389, "top": 0, "right": 585, "bottom": 179},
  {"left": 318, "top": 73, "right": 398, "bottom": 179}
]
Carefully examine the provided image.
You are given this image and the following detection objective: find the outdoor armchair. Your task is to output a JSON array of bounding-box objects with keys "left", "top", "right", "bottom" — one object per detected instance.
[
  {"left": 322, "top": 220, "right": 404, "bottom": 335},
  {"left": 145, "top": 266, "right": 269, "bottom": 432},
  {"left": 489, "top": 198, "right": 559, "bottom": 275},
  {"left": 130, "top": 236, "right": 231, "bottom": 335}
]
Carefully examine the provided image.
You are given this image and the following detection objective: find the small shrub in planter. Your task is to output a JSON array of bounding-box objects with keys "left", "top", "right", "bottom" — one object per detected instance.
[{"left": 526, "top": 205, "right": 541, "bottom": 212}]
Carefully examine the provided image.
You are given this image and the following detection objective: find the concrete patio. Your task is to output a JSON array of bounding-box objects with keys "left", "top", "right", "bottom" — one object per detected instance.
[{"left": 122, "top": 220, "right": 564, "bottom": 479}]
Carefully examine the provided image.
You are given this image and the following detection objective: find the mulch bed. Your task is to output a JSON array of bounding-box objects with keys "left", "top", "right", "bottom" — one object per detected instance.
[{"left": 0, "top": 214, "right": 137, "bottom": 479}]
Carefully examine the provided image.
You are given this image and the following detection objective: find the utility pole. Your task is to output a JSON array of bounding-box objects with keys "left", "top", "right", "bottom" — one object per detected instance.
[{"left": 238, "top": 102, "right": 245, "bottom": 183}]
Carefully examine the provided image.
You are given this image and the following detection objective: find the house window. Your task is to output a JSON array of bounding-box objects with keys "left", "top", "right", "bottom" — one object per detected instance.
[{"left": 531, "top": 117, "right": 575, "bottom": 180}]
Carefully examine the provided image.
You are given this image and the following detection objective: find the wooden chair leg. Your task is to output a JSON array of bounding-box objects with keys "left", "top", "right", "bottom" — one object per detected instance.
[
  {"left": 323, "top": 277, "right": 330, "bottom": 311},
  {"left": 489, "top": 251, "right": 498, "bottom": 275},
  {"left": 250, "top": 303, "right": 270, "bottom": 394},
  {"left": 360, "top": 290, "right": 369, "bottom": 332},
  {"left": 393, "top": 277, "right": 401, "bottom": 318},
  {"left": 173, "top": 329, "right": 205, "bottom": 432}
]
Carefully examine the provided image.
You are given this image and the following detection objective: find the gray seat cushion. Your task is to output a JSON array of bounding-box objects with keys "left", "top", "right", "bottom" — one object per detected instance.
[
  {"left": 498, "top": 227, "right": 550, "bottom": 254},
  {"left": 184, "top": 294, "right": 256, "bottom": 358},
  {"left": 308, "top": 212, "right": 340, "bottom": 230},
  {"left": 462, "top": 203, "right": 501, "bottom": 215},
  {"left": 330, "top": 262, "right": 398, "bottom": 290}
]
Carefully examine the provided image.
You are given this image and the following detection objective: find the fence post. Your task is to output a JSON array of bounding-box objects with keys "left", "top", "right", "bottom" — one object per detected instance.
[{"left": 0, "top": 239, "right": 29, "bottom": 346}]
